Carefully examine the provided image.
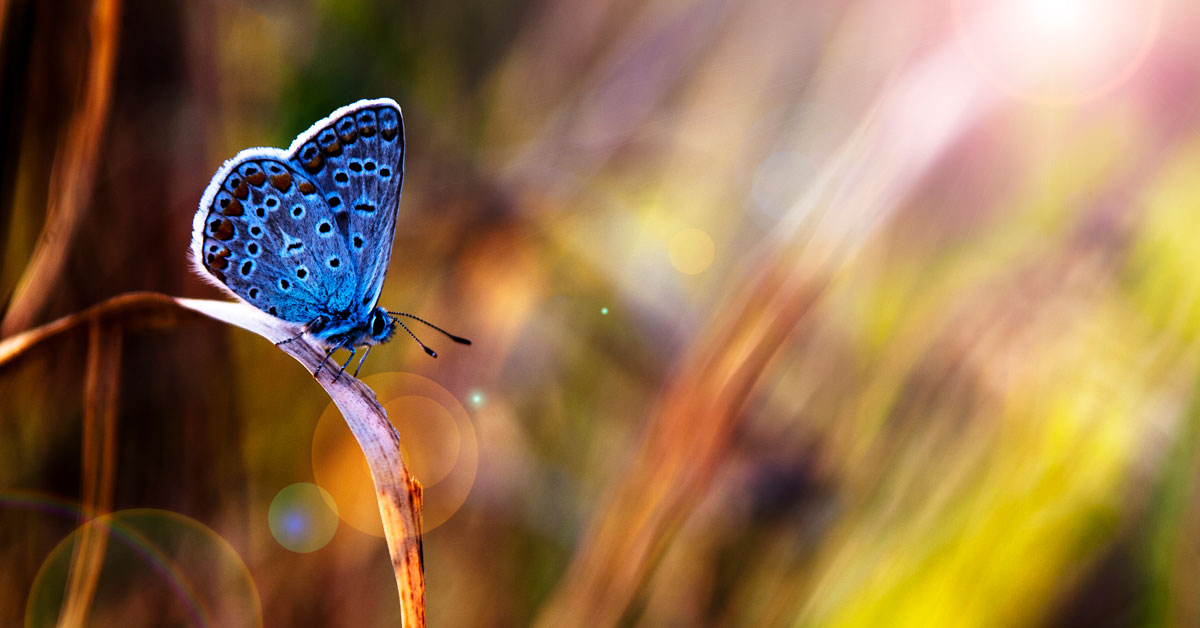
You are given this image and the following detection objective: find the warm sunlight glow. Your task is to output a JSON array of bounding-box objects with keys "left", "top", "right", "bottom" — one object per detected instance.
[{"left": 955, "top": 0, "right": 1161, "bottom": 103}]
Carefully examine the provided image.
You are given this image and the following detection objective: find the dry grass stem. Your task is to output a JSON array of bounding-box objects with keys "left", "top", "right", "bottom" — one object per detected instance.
[
  {"left": 0, "top": 292, "right": 427, "bottom": 627},
  {"left": 0, "top": 0, "right": 122, "bottom": 336}
]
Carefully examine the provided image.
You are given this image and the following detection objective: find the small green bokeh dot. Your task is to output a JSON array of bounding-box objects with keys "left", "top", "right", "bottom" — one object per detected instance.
[
  {"left": 269, "top": 483, "right": 339, "bottom": 553},
  {"left": 600, "top": 306, "right": 609, "bottom": 315}
]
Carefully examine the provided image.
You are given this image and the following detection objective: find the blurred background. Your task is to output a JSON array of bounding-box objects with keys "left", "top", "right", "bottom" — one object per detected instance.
[{"left": 3, "top": 0, "right": 1200, "bottom": 625}]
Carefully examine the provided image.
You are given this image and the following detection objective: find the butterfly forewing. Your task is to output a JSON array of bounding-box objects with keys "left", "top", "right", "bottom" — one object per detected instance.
[
  {"left": 288, "top": 100, "right": 404, "bottom": 314},
  {"left": 196, "top": 156, "right": 357, "bottom": 323}
]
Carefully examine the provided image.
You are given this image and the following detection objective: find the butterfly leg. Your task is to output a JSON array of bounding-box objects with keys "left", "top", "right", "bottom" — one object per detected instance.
[
  {"left": 278, "top": 316, "right": 329, "bottom": 347},
  {"left": 313, "top": 347, "right": 336, "bottom": 378},
  {"left": 352, "top": 346, "right": 372, "bottom": 377},
  {"left": 275, "top": 329, "right": 305, "bottom": 347},
  {"left": 334, "top": 346, "right": 357, "bottom": 383}
]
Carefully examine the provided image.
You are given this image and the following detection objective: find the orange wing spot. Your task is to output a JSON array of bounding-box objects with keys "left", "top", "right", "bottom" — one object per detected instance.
[
  {"left": 246, "top": 171, "right": 267, "bottom": 187},
  {"left": 221, "top": 198, "right": 244, "bottom": 216},
  {"left": 303, "top": 155, "right": 324, "bottom": 174},
  {"left": 270, "top": 172, "right": 293, "bottom": 192},
  {"left": 233, "top": 181, "right": 250, "bottom": 200},
  {"left": 209, "top": 254, "right": 230, "bottom": 270},
  {"left": 298, "top": 181, "right": 317, "bottom": 195},
  {"left": 381, "top": 127, "right": 398, "bottom": 141},
  {"left": 214, "top": 219, "right": 235, "bottom": 241},
  {"left": 322, "top": 141, "right": 343, "bottom": 157}
]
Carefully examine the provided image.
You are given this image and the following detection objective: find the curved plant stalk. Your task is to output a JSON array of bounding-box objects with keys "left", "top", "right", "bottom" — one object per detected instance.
[
  {"left": 0, "top": 292, "right": 427, "bottom": 627},
  {"left": 0, "top": 0, "right": 122, "bottom": 336},
  {"left": 57, "top": 318, "right": 122, "bottom": 628}
]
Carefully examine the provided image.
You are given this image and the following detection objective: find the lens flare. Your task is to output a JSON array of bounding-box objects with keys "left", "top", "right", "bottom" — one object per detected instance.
[
  {"left": 954, "top": 0, "right": 1161, "bottom": 103},
  {"left": 668, "top": 228, "right": 716, "bottom": 275},
  {"left": 268, "top": 483, "right": 339, "bottom": 553},
  {"left": 24, "top": 508, "right": 261, "bottom": 628},
  {"left": 312, "top": 372, "right": 478, "bottom": 536}
]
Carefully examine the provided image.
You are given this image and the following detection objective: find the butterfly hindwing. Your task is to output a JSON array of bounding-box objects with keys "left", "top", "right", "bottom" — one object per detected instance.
[
  {"left": 288, "top": 99, "right": 404, "bottom": 313},
  {"left": 195, "top": 154, "right": 357, "bottom": 323}
]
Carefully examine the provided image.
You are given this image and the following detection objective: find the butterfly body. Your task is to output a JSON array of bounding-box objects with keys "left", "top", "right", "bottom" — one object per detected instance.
[{"left": 192, "top": 98, "right": 467, "bottom": 375}]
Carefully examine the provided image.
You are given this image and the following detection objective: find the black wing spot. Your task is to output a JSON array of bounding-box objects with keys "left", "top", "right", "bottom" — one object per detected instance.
[
  {"left": 364, "top": 160, "right": 376, "bottom": 171},
  {"left": 268, "top": 306, "right": 277, "bottom": 315},
  {"left": 240, "top": 260, "right": 253, "bottom": 276},
  {"left": 269, "top": 164, "right": 283, "bottom": 174},
  {"left": 250, "top": 226, "right": 263, "bottom": 237},
  {"left": 287, "top": 241, "right": 303, "bottom": 252},
  {"left": 296, "top": 267, "right": 308, "bottom": 279},
  {"left": 279, "top": 278, "right": 291, "bottom": 290},
  {"left": 354, "top": 203, "right": 375, "bottom": 212},
  {"left": 328, "top": 257, "right": 340, "bottom": 268},
  {"left": 266, "top": 197, "right": 277, "bottom": 207},
  {"left": 230, "top": 177, "right": 241, "bottom": 188},
  {"left": 353, "top": 235, "right": 364, "bottom": 248},
  {"left": 292, "top": 206, "right": 304, "bottom": 218},
  {"left": 247, "top": 242, "right": 260, "bottom": 255},
  {"left": 255, "top": 207, "right": 265, "bottom": 218},
  {"left": 208, "top": 244, "right": 218, "bottom": 253},
  {"left": 327, "top": 195, "right": 341, "bottom": 208},
  {"left": 334, "top": 171, "right": 349, "bottom": 184},
  {"left": 318, "top": 221, "right": 332, "bottom": 234},
  {"left": 349, "top": 160, "right": 363, "bottom": 173},
  {"left": 249, "top": 288, "right": 259, "bottom": 299},
  {"left": 219, "top": 198, "right": 230, "bottom": 208},
  {"left": 379, "top": 167, "right": 390, "bottom": 177}
]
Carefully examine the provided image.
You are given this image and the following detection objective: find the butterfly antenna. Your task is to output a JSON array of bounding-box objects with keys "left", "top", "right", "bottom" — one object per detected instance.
[
  {"left": 388, "top": 312, "right": 472, "bottom": 345},
  {"left": 395, "top": 320, "right": 438, "bottom": 358}
]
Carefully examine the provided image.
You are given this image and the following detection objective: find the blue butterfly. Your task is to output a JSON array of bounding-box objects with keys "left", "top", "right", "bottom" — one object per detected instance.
[{"left": 191, "top": 98, "right": 469, "bottom": 378}]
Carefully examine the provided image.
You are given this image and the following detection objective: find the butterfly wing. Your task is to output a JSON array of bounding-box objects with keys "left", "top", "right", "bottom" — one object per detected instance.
[
  {"left": 191, "top": 152, "right": 358, "bottom": 324},
  {"left": 287, "top": 98, "right": 404, "bottom": 315}
]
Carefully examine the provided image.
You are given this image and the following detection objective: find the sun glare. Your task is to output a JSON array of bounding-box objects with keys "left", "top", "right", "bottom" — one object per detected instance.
[{"left": 955, "top": 0, "right": 1161, "bottom": 103}]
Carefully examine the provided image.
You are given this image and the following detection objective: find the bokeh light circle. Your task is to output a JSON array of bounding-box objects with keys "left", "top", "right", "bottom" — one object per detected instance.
[
  {"left": 312, "top": 372, "right": 478, "bottom": 536},
  {"left": 954, "top": 0, "right": 1161, "bottom": 104},
  {"left": 668, "top": 228, "right": 715, "bottom": 275},
  {"left": 25, "top": 508, "right": 261, "bottom": 628},
  {"left": 268, "top": 483, "right": 339, "bottom": 553}
]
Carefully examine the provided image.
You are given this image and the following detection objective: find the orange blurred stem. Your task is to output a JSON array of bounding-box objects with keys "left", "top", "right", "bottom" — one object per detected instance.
[{"left": 0, "top": 291, "right": 428, "bottom": 627}]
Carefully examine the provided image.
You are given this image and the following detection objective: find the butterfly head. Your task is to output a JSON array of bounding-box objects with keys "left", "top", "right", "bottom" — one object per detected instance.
[{"left": 368, "top": 307, "right": 397, "bottom": 344}]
